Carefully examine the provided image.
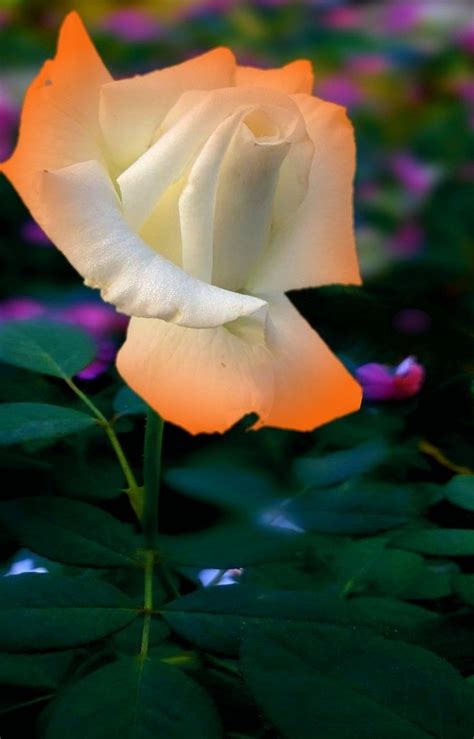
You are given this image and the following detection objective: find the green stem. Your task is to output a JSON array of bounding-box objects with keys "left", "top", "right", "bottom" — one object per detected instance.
[
  {"left": 64, "top": 377, "right": 142, "bottom": 517},
  {"left": 139, "top": 549, "right": 155, "bottom": 660},
  {"left": 142, "top": 408, "right": 164, "bottom": 550}
]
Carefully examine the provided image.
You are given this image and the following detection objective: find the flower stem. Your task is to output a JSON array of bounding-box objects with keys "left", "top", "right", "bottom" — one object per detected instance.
[
  {"left": 139, "top": 548, "right": 155, "bottom": 660},
  {"left": 139, "top": 409, "right": 165, "bottom": 660},
  {"left": 142, "top": 408, "right": 164, "bottom": 549},
  {"left": 64, "top": 377, "right": 142, "bottom": 518}
]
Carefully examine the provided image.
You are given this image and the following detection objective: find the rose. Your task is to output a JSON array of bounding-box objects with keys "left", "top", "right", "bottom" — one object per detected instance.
[{"left": 1, "top": 12, "right": 361, "bottom": 434}]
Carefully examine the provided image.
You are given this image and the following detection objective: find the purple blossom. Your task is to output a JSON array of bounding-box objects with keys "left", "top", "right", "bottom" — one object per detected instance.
[
  {"left": 389, "top": 221, "right": 425, "bottom": 257},
  {"left": 0, "top": 84, "right": 18, "bottom": 161},
  {"left": 0, "top": 297, "right": 46, "bottom": 321},
  {"left": 393, "top": 309, "right": 431, "bottom": 335},
  {"left": 456, "top": 24, "right": 474, "bottom": 55},
  {"left": 101, "top": 8, "right": 161, "bottom": 42},
  {"left": 324, "top": 8, "right": 362, "bottom": 30},
  {"left": 356, "top": 356, "right": 425, "bottom": 402},
  {"left": 391, "top": 153, "right": 439, "bottom": 197},
  {"left": 382, "top": 1, "right": 423, "bottom": 34},
  {"left": 316, "top": 75, "right": 363, "bottom": 108},
  {"left": 21, "top": 220, "right": 52, "bottom": 247}
]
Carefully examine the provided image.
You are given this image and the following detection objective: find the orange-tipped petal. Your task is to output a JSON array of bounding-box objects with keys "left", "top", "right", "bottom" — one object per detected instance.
[
  {"left": 248, "top": 95, "right": 361, "bottom": 293},
  {"left": 1, "top": 12, "right": 111, "bottom": 219},
  {"left": 116, "top": 294, "right": 361, "bottom": 435},
  {"left": 236, "top": 59, "right": 314, "bottom": 94}
]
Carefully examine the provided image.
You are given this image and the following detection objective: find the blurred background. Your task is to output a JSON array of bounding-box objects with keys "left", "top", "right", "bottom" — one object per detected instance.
[{"left": 0, "top": 0, "right": 472, "bottom": 519}]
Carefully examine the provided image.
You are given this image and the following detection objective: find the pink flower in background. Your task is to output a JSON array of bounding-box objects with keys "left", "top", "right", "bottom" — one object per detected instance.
[
  {"left": 391, "top": 153, "right": 439, "bottom": 197},
  {"left": 0, "top": 10, "right": 11, "bottom": 29},
  {"left": 389, "top": 222, "right": 424, "bottom": 257},
  {"left": 21, "top": 219, "right": 52, "bottom": 246},
  {"left": 101, "top": 8, "right": 161, "bottom": 42},
  {"left": 0, "top": 297, "right": 46, "bottom": 321},
  {"left": 0, "top": 84, "right": 18, "bottom": 161},
  {"left": 356, "top": 356, "right": 425, "bottom": 402},
  {"left": 393, "top": 308, "right": 431, "bottom": 335},
  {"left": 457, "top": 24, "right": 474, "bottom": 55},
  {"left": 54, "top": 303, "right": 128, "bottom": 337},
  {"left": 382, "top": 1, "right": 423, "bottom": 33},
  {"left": 349, "top": 54, "right": 390, "bottom": 76},
  {"left": 324, "top": 8, "right": 362, "bottom": 30},
  {"left": 316, "top": 75, "right": 363, "bottom": 108}
]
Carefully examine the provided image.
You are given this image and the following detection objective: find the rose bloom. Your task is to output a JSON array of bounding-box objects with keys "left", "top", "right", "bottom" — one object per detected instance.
[{"left": 1, "top": 13, "right": 361, "bottom": 434}]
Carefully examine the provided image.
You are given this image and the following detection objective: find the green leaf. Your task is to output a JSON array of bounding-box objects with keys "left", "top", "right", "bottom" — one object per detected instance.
[
  {"left": 0, "top": 497, "right": 141, "bottom": 568},
  {"left": 163, "top": 586, "right": 437, "bottom": 656},
  {"left": 240, "top": 622, "right": 474, "bottom": 739},
  {"left": 0, "top": 574, "right": 136, "bottom": 651},
  {"left": 453, "top": 574, "right": 474, "bottom": 607},
  {"left": 161, "top": 524, "right": 305, "bottom": 568},
  {"left": 0, "top": 651, "right": 74, "bottom": 689},
  {"left": 53, "top": 457, "right": 123, "bottom": 501},
  {"left": 445, "top": 475, "right": 474, "bottom": 511},
  {"left": 293, "top": 440, "right": 390, "bottom": 488},
  {"left": 164, "top": 464, "right": 279, "bottom": 512},
  {"left": 393, "top": 528, "right": 474, "bottom": 556},
  {"left": 286, "top": 482, "right": 433, "bottom": 534},
  {"left": 331, "top": 539, "right": 425, "bottom": 597},
  {"left": 43, "top": 656, "right": 222, "bottom": 738},
  {"left": 113, "top": 386, "right": 148, "bottom": 417},
  {"left": 0, "top": 403, "right": 96, "bottom": 446},
  {"left": 0, "top": 319, "right": 96, "bottom": 378}
]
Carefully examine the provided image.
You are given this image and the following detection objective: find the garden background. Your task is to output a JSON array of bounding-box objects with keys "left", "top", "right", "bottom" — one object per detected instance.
[{"left": 0, "top": 1, "right": 473, "bottom": 737}]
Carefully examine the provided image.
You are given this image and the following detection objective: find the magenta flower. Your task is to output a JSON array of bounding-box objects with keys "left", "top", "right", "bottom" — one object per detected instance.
[
  {"left": 100, "top": 8, "right": 161, "bottom": 42},
  {"left": 53, "top": 303, "right": 128, "bottom": 337},
  {"left": 356, "top": 357, "right": 425, "bottom": 402},
  {"left": 382, "top": 1, "right": 422, "bottom": 34},
  {"left": 0, "top": 297, "right": 46, "bottom": 321},
  {"left": 21, "top": 219, "right": 52, "bottom": 246},
  {"left": 391, "top": 153, "right": 439, "bottom": 197},
  {"left": 316, "top": 75, "right": 363, "bottom": 108},
  {"left": 393, "top": 309, "right": 431, "bottom": 335},
  {"left": 389, "top": 222, "right": 424, "bottom": 258},
  {"left": 324, "top": 8, "right": 362, "bottom": 30},
  {"left": 457, "top": 24, "right": 474, "bottom": 55},
  {"left": 0, "top": 84, "right": 18, "bottom": 161}
]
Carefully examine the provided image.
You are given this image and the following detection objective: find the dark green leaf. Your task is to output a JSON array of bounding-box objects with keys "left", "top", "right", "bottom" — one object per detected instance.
[
  {"left": 293, "top": 440, "right": 389, "bottom": 488},
  {"left": 0, "top": 574, "right": 136, "bottom": 651},
  {"left": 165, "top": 464, "right": 279, "bottom": 512},
  {"left": 43, "top": 656, "right": 222, "bottom": 738},
  {"left": 161, "top": 524, "right": 305, "bottom": 568},
  {"left": 0, "top": 651, "right": 74, "bottom": 689},
  {"left": 0, "top": 403, "right": 96, "bottom": 446},
  {"left": 113, "top": 386, "right": 148, "bottom": 417},
  {"left": 453, "top": 574, "right": 474, "bottom": 607},
  {"left": 393, "top": 528, "right": 474, "bottom": 556},
  {"left": 241, "top": 622, "right": 474, "bottom": 739},
  {"left": 286, "top": 482, "right": 433, "bottom": 534},
  {"left": 0, "top": 319, "right": 96, "bottom": 378},
  {"left": 0, "top": 497, "right": 141, "bottom": 567},
  {"left": 445, "top": 475, "right": 474, "bottom": 511},
  {"left": 163, "top": 586, "right": 437, "bottom": 656}
]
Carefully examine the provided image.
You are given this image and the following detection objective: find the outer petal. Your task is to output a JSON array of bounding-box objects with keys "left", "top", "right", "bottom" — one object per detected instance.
[
  {"left": 116, "top": 294, "right": 361, "bottom": 434},
  {"left": 39, "top": 159, "right": 266, "bottom": 327},
  {"left": 247, "top": 95, "right": 361, "bottom": 293},
  {"left": 1, "top": 12, "right": 111, "bottom": 217},
  {"left": 236, "top": 60, "right": 314, "bottom": 94},
  {"left": 99, "top": 47, "right": 236, "bottom": 173}
]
